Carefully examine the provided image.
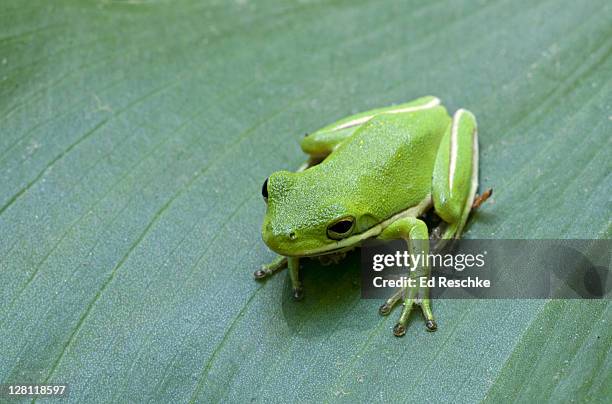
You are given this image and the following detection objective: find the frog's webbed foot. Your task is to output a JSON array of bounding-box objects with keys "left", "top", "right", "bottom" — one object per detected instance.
[
  {"left": 377, "top": 217, "right": 437, "bottom": 337},
  {"left": 393, "top": 297, "right": 437, "bottom": 337},
  {"left": 378, "top": 286, "right": 437, "bottom": 337},
  {"left": 254, "top": 256, "right": 287, "bottom": 280}
]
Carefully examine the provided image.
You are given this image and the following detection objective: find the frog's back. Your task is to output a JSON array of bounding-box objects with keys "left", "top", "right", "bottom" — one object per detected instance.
[{"left": 307, "top": 106, "right": 451, "bottom": 219}]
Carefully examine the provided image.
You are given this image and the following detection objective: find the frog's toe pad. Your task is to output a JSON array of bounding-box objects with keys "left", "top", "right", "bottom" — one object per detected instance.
[
  {"left": 379, "top": 303, "right": 392, "bottom": 316},
  {"left": 253, "top": 269, "right": 267, "bottom": 280},
  {"left": 393, "top": 323, "right": 406, "bottom": 337},
  {"left": 292, "top": 287, "right": 304, "bottom": 301},
  {"left": 425, "top": 320, "right": 437, "bottom": 332}
]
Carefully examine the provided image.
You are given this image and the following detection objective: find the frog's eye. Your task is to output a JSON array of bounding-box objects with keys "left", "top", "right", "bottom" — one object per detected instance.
[
  {"left": 327, "top": 217, "right": 355, "bottom": 240},
  {"left": 261, "top": 177, "right": 269, "bottom": 202}
]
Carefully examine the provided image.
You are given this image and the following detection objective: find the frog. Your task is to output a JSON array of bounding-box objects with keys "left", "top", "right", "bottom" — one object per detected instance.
[{"left": 255, "top": 96, "right": 488, "bottom": 337}]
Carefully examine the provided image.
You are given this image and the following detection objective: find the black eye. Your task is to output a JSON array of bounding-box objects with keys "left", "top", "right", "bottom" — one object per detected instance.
[
  {"left": 261, "top": 177, "right": 269, "bottom": 201},
  {"left": 327, "top": 217, "right": 355, "bottom": 240}
]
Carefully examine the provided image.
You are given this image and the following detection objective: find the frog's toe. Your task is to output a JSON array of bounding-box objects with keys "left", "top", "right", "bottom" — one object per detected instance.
[
  {"left": 393, "top": 323, "right": 407, "bottom": 337},
  {"left": 425, "top": 319, "right": 437, "bottom": 332},
  {"left": 378, "top": 303, "right": 393, "bottom": 316},
  {"left": 292, "top": 287, "right": 305, "bottom": 301},
  {"left": 253, "top": 268, "right": 267, "bottom": 280},
  {"left": 378, "top": 288, "right": 405, "bottom": 317}
]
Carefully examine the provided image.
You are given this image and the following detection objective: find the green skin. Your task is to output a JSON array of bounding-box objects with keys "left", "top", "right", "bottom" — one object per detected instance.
[{"left": 256, "top": 96, "right": 479, "bottom": 337}]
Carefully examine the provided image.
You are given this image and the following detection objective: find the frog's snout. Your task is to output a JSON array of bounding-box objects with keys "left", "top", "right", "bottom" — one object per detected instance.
[
  {"left": 264, "top": 229, "right": 297, "bottom": 244},
  {"left": 262, "top": 223, "right": 298, "bottom": 255}
]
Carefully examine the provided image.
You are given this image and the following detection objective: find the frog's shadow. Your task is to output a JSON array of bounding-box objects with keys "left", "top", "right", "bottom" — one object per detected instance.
[{"left": 280, "top": 250, "right": 377, "bottom": 338}]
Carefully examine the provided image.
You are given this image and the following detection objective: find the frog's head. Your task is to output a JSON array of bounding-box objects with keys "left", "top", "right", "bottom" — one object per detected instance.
[{"left": 261, "top": 170, "right": 374, "bottom": 257}]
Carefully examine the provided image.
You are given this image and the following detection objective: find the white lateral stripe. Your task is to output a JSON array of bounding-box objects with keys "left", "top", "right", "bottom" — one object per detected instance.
[
  {"left": 456, "top": 127, "right": 479, "bottom": 237},
  {"left": 448, "top": 109, "right": 464, "bottom": 191},
  {"left": 333, "top": 115, "right": 372, "bottom": 131},
  {"left": 294, "top": 195, "right": 433, "bottom": 257},
  {"left": 332, "top": 97, "right": 441, "bottom": 131}
]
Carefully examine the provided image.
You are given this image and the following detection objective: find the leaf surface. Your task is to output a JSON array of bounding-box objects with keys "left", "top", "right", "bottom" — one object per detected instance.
[{"left": 0, "top": 1, "right": 610, "bottom": 402}]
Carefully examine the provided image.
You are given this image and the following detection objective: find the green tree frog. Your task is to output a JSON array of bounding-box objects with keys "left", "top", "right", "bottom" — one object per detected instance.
[{"left": 256, "top": 96, "right": 485, "bottom": 337}]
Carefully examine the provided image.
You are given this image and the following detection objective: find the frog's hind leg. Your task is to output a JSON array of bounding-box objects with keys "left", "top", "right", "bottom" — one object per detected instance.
[
  {"left": 378, "top": 217, "right": 437, "bottom": 336},
  {"left": 431, "top": 109, "right": 479, "bottom": 240},
  {"left": 298, "top": 96, "right": 441, "bottom": 171},
  {"left": 297, "top": 129, "right": 352, "bottom": 171},
  {"left": 298, "top": 125, "right": 361, "bottom": 171}
]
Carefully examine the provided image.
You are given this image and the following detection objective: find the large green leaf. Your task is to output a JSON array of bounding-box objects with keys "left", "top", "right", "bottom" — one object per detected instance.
[{"left": 1, "top": 0, "right": 610, "bottom": 402}]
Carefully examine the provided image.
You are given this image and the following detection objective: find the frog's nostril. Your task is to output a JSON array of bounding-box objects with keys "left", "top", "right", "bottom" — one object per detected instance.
[{"left": 289, "top": 232, "right": 297, "bottom": 240}]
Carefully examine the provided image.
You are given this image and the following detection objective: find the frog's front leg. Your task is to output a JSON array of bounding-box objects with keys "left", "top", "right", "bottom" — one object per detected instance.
[
  {"left": 287, "top": 257, "right": 304, "bottom": 300},
  {"left": 254, "top": 255, "right": 287, "bottom": 279},
  {"left": 432, "top": 109, "right": 479, "bottom": 239},
  {"left": 377, "top": 217, "right": 436, "bottom": 337},
  {"left": 254, "top": 255, "right": 304, "bottom": 300}
]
